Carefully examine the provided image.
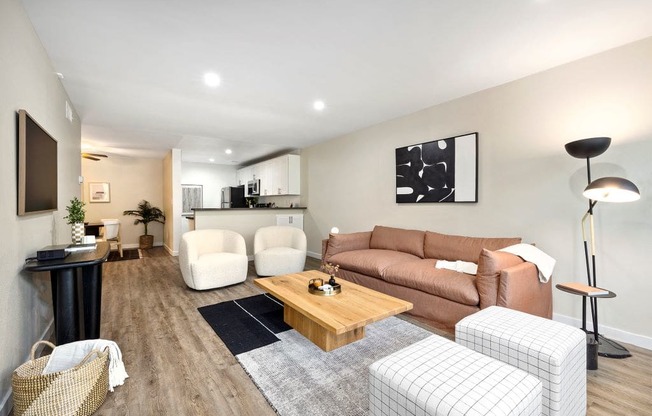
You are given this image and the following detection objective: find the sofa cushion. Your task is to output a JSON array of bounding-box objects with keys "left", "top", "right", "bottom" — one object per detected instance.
[
  {"left": 424, "top": 231, "right": 521, "bottom": 262},
  {"left": 326, "top": 231, "right": 372, "bottom": 259},
  {"left": 382, "top": 259, "right": 479, "bottom": 306},
  {"left": 369, "top": 226, "right": 425, "bottom": 258},
  {"left": 329, "top": 249, "right": 420, "bottom": 279},
  {"left": 476, "top": 249, "right": 524, "bottom": 309}
]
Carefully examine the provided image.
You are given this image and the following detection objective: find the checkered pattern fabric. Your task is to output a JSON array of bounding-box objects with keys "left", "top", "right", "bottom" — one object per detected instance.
[
  {"left": 456, "top": 306, "right": 586, "bottom": 416},
  {"left": 369, "top": 335, "right": 542, "bottom": 416}
]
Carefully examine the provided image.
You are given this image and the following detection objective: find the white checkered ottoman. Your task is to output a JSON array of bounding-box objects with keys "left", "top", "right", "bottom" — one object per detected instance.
[
  {"left": 456, "top": 306, "right": 586, "bottom": 416},
  {"left": 369, "top": 334, "right": 542, "bottom": 416}
]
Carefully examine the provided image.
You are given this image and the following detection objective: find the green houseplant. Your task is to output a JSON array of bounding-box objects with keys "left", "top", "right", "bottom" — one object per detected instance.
[
  {"left": 64, "top": 197, "right": 86, "bottom": 244},
  {"left": 123, "top": 200, "right": 165, "bottom": 249}
]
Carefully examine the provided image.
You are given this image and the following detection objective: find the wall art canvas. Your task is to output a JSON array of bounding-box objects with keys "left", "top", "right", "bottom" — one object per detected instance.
[
  {"left": 89, "top": 182, "right": 110, "bottom": 203},
  {"left": 396, "top": 132, "right": 478, "bottom": 203}
]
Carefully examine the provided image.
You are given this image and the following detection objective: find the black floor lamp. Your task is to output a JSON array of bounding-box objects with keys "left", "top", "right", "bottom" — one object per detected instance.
[{"left": 565, "top": 137, "right": 640, "bottom": 358}]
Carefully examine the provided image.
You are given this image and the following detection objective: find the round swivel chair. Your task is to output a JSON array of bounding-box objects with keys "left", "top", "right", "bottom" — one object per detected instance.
[
  {"left": 254, "top": 226, "right": 307, "bottom": 276},
  {"left": 179, "top": 229, "right": 248, "bottom": 290}
]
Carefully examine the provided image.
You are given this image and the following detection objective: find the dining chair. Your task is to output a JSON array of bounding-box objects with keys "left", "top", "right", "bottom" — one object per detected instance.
[{"left": 99, "top": 219, "right": 123, "bottom": 257}]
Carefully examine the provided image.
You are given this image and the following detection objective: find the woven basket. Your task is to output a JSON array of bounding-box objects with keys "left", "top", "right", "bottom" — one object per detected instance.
[{"left": 12, "top": 340, "right": 109, "bottom": 416}]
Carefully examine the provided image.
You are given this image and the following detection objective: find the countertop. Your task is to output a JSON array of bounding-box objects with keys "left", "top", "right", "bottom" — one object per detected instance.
[{"left": 193, "top": 207, "right": 307, "bottom": 211}]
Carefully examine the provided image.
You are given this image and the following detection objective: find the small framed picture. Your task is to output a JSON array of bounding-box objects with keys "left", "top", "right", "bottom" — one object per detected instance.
[{"left": 89, "top": 182, "right": 110, "bottom": 203}]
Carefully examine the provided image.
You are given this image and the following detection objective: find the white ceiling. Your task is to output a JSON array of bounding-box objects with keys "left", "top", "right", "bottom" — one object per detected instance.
[{"left": 20, "top": 0, "right": 652, "bottom": 165}]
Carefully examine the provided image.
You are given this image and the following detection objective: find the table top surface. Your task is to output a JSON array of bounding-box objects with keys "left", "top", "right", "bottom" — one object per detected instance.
[
  {"left": 254, "top": 270, "right": 413, "bottom": 335},
  {"left": 24, "top": 241, "right": 111, "bottom": 272},
  {"left": 556, "top": 282, "right": 616, "bottom": 298},
  {"left": 84, "top": 221, "right": 104, "bottom": 226}
]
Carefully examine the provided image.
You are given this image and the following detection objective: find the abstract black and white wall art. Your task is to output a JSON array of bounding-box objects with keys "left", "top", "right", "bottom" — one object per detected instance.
[{"left": 396, "top": 133, "right": 478, "bottom": 203}]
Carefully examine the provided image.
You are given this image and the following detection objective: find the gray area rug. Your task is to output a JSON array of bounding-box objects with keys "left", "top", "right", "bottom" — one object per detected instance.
[{"left": 236, "top": 316, "right": 433, "bottom": 416}]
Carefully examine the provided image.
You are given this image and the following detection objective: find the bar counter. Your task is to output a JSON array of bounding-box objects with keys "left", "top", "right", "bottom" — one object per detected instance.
[{"left": 192, "top": 207, "right": 307, "bottom": 256}]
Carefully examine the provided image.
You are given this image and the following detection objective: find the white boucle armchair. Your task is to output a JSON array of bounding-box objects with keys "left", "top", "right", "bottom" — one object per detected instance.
[
  {"left": 254, "top": 226, "right": 307, "bottom": 276},
  {"left": 179, "top": 229, "right": 248, "bottom": 290}
]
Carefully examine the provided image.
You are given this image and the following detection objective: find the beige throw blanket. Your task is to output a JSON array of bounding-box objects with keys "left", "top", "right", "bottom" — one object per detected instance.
[{"left": 499, "top": 243, "right": 555, "bottom": 283}]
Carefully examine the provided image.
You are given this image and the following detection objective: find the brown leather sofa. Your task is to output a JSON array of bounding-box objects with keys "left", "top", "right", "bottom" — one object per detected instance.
[{"left": 322, "top": 225, "right": 552, "bottom": 332}]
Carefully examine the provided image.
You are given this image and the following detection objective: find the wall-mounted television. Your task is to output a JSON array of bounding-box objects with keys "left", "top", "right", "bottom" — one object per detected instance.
[{"left": 17, "top": 109, "right": 58, "bottom": 216}]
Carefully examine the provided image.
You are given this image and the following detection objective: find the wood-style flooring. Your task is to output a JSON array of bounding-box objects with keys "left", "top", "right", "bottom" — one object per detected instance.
[{"left": 91, "top": 248, "right": 651, "bottom": 415}]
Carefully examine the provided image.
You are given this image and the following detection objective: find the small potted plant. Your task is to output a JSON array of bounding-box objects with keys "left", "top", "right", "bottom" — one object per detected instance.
[
  {"left": 123, "top": 200, "right": 165, "bottom": 249},
  {"left": 64, "top": 197, "right": 86, "bottom": 244},
  {"left": 245, "top": 197, "right": 258, "bottom": 208}
]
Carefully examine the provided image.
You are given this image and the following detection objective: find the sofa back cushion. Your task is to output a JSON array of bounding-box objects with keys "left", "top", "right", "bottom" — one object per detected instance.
[
  {"left": 369, "top": 225, "right": 425, "bottom": 258},
  {"left": 424, "top": 231, "right": 521, "bottom": 262},
  {"left": 325, "top": 231, "right": 372, "bottom": 261}
]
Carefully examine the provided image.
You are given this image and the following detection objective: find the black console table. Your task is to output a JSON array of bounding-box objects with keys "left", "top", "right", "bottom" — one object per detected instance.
[{"left": 24, "top": 242, "right": 110, "bottom": 345}]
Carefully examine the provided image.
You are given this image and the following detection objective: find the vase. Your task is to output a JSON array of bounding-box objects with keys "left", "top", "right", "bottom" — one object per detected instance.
[
  {"left": 71, "top": 222, "right": 85, "bottom": 244},
  {"left": 139, "top": 235, "right": 154, "bottom": 249}
]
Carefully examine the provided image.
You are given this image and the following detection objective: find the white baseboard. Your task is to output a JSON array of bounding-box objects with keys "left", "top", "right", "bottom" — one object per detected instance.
[
  {"left": 0, "top": 321, "right": 55, "bottom": 416},
  {"left": 553, "top": 312, "right": 652, "bottom": 351},
  {"left": 162, "top": 243, "right": 178, "bottom": 256},
  {"left": 307, "top": 251, "right": 322, "bottom": 260},
  {"left": 120, "top": 243, "right": 140, "bottom": 250},
  {"left": 118, "top": 242, "right": 164, "bottom": 250}
]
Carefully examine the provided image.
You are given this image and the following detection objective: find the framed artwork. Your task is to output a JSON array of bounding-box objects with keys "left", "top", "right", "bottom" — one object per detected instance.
[
  {"left": 182, "top": 184, "right": 203, "bottom": 215},
  {"left": 89, "top": 182, "right": 110, "bottom": 203},
  {"left": 396, "top": 132, "right": 478, "bottom": 203}
]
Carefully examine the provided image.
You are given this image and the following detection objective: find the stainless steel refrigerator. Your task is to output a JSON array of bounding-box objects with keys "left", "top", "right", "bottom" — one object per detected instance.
[{"left": 221, "top": 185, "right": 246, "bottom": 208}]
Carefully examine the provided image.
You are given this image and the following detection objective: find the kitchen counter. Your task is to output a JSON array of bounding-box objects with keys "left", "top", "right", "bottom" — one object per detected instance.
[{"left": 192, "top": 207, "right": 306, "bottom": 256}]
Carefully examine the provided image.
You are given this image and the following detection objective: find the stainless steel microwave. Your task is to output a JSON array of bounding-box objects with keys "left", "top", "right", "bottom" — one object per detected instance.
[{"left": 247, "top": 179, "right": 260, "bottom": 196}]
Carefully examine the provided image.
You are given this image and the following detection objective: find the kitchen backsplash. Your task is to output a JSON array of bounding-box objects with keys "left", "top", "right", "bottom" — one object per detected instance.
[{"left": 257, "top": 195, "right": 301, "bottom": 207}]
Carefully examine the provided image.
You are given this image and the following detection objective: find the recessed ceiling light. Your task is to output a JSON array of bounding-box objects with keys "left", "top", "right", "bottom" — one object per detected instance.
[
  {"left": 313, "top": 100, "right": 326, "bottom": 111},
  {"left": 225, "top": 149, "right": 232, "bottom": 155},
  {"left": 208, "top": 158, "right": 215, "bottom": 162},
  {"left": 204, "top": 72, "right": 221, "bottom": 87}
]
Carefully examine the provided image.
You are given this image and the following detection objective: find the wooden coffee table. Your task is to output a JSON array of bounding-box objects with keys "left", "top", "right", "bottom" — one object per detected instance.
[{"left": 254, "top": 270, "right": 413, "bottom": 351}]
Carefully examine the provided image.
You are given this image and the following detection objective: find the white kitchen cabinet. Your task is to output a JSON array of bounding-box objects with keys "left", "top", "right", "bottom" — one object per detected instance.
[
  {"left": 258, "top": 159, "right": 273, "bottom": 196},
  {"left": 267, "top": 154, "right": 300, "bottom": 195},
  {"left": 276, "top": 214, "right": 303, "bottom": 230},
  {"left": 236, "top": 166, "right": 253, "bottom": 196},
  {"left": 286, "top": 154, "right": 300, "bottom": 195},
  {"left": 238, "top": 154, "right": 301, "bottom": 197}
]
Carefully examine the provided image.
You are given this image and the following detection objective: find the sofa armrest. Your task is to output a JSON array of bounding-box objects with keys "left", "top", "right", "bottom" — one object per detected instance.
[
  {"left": 323, "top": 231, "right": 372, "bottom": 263},
  {"left": 496, "top": 262, "right": 553, "bottom": 319}
]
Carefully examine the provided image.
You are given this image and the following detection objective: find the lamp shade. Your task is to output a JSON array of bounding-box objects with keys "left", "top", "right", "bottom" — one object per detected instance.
[
  {"left": 565, "top": 137, "right": 611, "bottom": 159},
  {"left": 583, "top": 176, "right": 641, "bottom": 202}
]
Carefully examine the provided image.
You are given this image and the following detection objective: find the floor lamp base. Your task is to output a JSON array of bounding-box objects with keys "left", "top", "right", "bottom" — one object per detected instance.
[{"left": 586, "top": 332, "right": 632, "bottom": 358}]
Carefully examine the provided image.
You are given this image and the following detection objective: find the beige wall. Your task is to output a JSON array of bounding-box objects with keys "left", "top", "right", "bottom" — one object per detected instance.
[
  {"left": 82, "top": 155, "right": 164, "bottom": 248},
  {"left": 302, "top": 37, "right": 652, "bottom": 347},
  {"left": 163, "top": 149, "right": 182, "bottom": 255},
  {"left": 181, "top": 161, "right": 237, "bottom": 208},
  {"left": 0, "top": 0, "right": 82, "bottom": 412}
]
